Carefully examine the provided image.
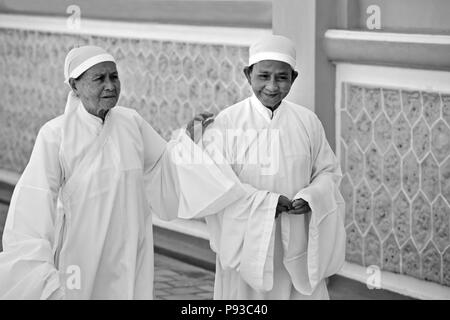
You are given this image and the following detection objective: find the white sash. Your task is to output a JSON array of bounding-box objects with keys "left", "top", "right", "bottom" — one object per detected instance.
[
  {"left": 52, "top": 92, "right": 112, "bottom": 269},
  {"left": 58, "top": 92, "right": 112, "bottom": 204}
]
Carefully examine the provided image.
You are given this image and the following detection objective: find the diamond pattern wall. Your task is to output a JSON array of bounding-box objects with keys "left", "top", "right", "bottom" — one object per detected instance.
[
  {"left": 341, "top": 83, "right": 450, "bottom": 286},
  {"left": 0, "top": 29, "right": 251, "bottom": 173}
]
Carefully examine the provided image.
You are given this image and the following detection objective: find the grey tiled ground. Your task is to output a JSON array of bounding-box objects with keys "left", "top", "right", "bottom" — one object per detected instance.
[
  {"left": 154, "top": 253, "right": 215, "bottom": 300},
  {"left": 154, "top": 253, "right": 413, "bottom": 300}
]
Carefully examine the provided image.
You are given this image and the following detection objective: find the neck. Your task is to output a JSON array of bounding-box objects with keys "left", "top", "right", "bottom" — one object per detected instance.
[
  {"left": 97, "top": 109, "right": 109, "bottom": 122},
  {"left": 264, "top": 102, "right": 281, "bottom": 112}
]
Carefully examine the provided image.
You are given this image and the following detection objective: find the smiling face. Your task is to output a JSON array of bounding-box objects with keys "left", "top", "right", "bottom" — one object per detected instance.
[
  {"left": 69, "top": 61, "right": 121, "bottom": 120},
  {"left": 244, "top": 60, "right": 298, "bottom": 110}
]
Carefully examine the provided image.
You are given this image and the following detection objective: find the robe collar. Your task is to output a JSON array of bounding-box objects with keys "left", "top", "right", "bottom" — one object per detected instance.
[
  {"left": 76, "top": 101, "right": 107, "bottom": 134},
  {"left": 250, "top": 94, "right": 284, "bottom": 123}
]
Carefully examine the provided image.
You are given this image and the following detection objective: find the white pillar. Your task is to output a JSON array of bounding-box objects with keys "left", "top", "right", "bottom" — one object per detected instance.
[
  {"left": 272, "top": 0, "right": 316, "bottom": 110},
  {"left": 272, "top": 0, "right": 341, "bottom": 149}
]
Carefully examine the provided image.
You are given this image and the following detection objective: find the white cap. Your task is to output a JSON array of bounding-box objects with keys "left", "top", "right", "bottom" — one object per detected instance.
[
  {"left": 64, "top": 45, "right": 115, "bottom": 84},
  {"left": 248, "top": 34, "right": 296, "bottom": 69}
]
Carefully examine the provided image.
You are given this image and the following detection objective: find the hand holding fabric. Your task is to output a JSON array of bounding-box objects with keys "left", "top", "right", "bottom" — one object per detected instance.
[
  {"left": 275, "top": 195, "right": 293, "bottom": 218},
  {"left": 287, "top": 198, "right": 311, "bottom": 215},
  {"left": 186, "top": 112, "right": 215, "bottom": 143}
]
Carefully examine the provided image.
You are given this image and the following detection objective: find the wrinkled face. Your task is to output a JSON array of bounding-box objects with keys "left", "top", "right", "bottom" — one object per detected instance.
[
  {"left": 244, "top": 60, "right": 298, "bottom": 109},
  {"left": 69, "top": 61, "right": 121, "bottom": 120}
]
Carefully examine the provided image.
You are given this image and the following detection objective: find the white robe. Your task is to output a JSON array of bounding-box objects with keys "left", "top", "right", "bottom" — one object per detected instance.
[
  {"left": 0, "top": 92, "right": 242, "bottom": 299},
  {"left": 200, "top": 95, "right": 346, "bottom": 299}
]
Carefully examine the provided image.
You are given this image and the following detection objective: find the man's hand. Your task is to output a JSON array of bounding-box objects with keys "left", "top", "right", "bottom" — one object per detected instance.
[
  {"left": 286, "top": 198, "right": 311, "bottom": 215},
  {"left": 186, "top": 112, "right": 215, "bottom": 143},
  {"left": 275, "top": 195, "right": 293, "bottom": 219}
]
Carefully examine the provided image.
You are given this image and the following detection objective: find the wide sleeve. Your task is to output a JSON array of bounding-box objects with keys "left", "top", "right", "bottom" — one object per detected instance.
[
  {"left": 0, "top": 123, "right": 64, "bottom": 299},
  {"left": 201, "top": 118, "right": 280, "bottom": 292},
  {"left": 139, "top": 116, "right": 244, "bottom": 222},
  {"left": 209, "top": 184, "right": 279, "bottom": 292},
  {"left": 288, "top": 115, "right": 346, "bottom": 294}
]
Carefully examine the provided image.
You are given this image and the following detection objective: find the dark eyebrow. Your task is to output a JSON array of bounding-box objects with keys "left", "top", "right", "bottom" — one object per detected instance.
[{"left": 275, "top": 72, "right": 290, "bottom": 77}]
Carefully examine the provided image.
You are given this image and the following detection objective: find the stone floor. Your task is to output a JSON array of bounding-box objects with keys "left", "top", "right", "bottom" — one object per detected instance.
[
  {"left": 154, "top": 253, "right": 215, "bottom": 300},
  {"left": 154, "top": 253, "right": 414, "bottom": 300}
]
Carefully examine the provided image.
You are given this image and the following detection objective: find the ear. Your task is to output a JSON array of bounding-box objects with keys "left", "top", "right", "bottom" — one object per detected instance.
[
  {"left": 243, "top": 66, "right": 252, "bottom": 85},
  {"left": 291, "top": 70, "right": 299, "bottom": 84},
  {"left": 68, "top": 78, "right": 79, "bottom": 96}
]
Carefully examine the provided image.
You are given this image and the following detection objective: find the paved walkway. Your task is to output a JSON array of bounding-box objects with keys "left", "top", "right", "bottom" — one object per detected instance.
[
  {"left": 154, "top": 253, "right": 215, "bottom": 300},
  {"left": 154, "top": 253, "right": 414, "bottom": 300}
]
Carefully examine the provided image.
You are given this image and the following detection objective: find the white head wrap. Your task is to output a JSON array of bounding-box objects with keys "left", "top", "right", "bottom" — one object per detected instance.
[
  {"left": 248, "top": 34, "right": 297, "bottom": 69},
  {"left": 64, "top": 45, "right": 116, "bottom": 84},
  {"left": 63, "top": 46, "right": 116, "bottom": 115}
]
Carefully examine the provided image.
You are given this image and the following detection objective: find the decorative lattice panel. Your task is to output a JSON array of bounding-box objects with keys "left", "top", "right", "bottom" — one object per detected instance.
[
  {"left": 0, "top": 29, "right": 252, "bottom": 173},
  {"left": 340, "top": 83, "right": 450, "bottom": 286}
]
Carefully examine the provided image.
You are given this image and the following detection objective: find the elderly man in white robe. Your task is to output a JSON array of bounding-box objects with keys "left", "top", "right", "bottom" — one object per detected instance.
[
  {"left": 187, "top": 35, "right": 346, "bottom": 299},
  {"left": 0, "top": 46, "right": 242, "bottom": 299}
]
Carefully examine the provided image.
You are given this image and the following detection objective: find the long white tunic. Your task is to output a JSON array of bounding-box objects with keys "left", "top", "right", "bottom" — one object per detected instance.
[
  {"left": 200, "top": 95, "right": 346, "bottom": 299},
  {"left": 0, "top": 93, "right": 242, "bottom": 299}
]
